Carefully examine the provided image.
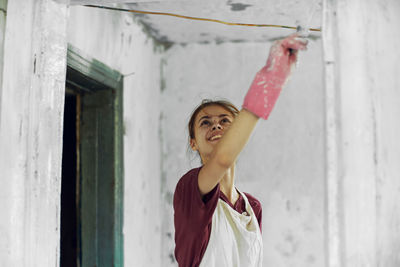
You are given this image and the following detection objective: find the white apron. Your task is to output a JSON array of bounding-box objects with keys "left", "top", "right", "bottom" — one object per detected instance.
[{"left": 199, "top": 189, "right": 263, "bottom": 267}]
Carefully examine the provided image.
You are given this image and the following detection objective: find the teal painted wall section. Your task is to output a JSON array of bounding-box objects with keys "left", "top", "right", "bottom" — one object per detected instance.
[{"left": 80, "top": 88, "right": 121, "bottom": 267}]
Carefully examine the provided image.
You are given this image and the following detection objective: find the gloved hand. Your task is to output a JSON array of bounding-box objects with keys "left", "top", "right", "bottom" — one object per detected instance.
[{"left": 243, "top": 34, "right": 308, "bottom": 119}]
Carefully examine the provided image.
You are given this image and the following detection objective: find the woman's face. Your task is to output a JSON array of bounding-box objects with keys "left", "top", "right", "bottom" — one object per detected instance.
[{"left": 190, "top": 105, "right": 234, "bottom": 163}]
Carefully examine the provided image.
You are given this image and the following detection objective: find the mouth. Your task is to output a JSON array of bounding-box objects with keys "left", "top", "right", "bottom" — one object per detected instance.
[{"left": 208, "top": 134, "right": 222, "bottom": 142}]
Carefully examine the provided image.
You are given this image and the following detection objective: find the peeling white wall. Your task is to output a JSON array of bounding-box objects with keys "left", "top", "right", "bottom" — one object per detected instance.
[
  {"left": 68, "top": 6, "right": 164, "bottom": 267},
  {"left": 160, "top": 39, "right": 325, "bottom": 266},
  {"left": 0, "top": 0, "right": 68, "bottom": 266},
  {"left": 124, "top": 0, "right": 322, "bottom": 44},
  {"left": 323, "top": 0, "right": 400, "bottom": 266},
  {"left": 0, "top": 0, "right": 7, "bottom": 107}
]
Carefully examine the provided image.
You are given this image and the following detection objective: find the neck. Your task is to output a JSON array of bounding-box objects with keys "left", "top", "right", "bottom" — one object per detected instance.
[{"left": 219, "top": 165, "right": 239, "bottom": 204}]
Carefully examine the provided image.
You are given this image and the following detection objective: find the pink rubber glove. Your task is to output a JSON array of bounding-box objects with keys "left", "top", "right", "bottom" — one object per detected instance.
[{"left": 243, "top": 34, "right": 308, "bottom": 119}]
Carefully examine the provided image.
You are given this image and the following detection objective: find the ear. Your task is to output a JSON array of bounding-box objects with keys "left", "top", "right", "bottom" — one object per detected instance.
[{"left": 190, "top": 139, "right": 198, "bottom": 151}]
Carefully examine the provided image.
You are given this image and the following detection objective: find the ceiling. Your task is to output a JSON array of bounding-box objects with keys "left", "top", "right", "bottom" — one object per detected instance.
[{"left": 64, "top": 0, "right": 322, "bottom": 44}]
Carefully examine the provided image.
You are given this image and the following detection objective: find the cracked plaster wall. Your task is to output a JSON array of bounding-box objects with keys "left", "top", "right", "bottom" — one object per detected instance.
[
  {"left": 0, "top": 0, "right": 68, "bottom": 266},
  {"left": 324, "top": 0, "right": 400, "bottom": 265}
]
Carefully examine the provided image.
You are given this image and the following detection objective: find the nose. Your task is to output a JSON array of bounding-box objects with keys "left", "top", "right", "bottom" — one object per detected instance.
[{"left": 211, "top": 120, "right": 222, "bottom": 131}]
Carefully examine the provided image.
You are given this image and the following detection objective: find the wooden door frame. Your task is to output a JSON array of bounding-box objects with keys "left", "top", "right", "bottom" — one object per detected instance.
[{"left": 65, "top": 44, "right": 124, "bottom": 267}]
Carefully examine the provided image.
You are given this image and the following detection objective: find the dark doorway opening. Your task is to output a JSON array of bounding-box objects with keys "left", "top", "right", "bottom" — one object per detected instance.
[
  {"left": 59, "top": 45, "right": 124, "bottom": 267},
  {"left": 60, "top": 92, "right": 78, "bottom": 267}
]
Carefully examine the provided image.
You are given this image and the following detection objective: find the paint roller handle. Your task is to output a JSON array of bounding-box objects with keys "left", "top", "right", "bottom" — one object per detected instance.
[{"left": 242, "top": 34, "right": 308, "bottom": 120}]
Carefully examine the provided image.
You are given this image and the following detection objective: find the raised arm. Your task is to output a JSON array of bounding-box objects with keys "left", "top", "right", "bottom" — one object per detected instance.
[{"left": 198, "top": 34, "right": 308, "bottom": 195}]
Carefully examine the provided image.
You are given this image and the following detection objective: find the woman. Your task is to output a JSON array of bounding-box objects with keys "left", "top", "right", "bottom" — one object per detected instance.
[{"left": 173, "top": 34, "right": 308, "bottom": 267}]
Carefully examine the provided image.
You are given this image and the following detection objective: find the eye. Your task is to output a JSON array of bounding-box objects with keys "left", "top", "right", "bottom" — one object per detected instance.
[
  {"left": 200, "top": 120, "right": 211, "bottom": 127},
  {"left": 221, "top": 118, "right": 231, "bottom": 124}
]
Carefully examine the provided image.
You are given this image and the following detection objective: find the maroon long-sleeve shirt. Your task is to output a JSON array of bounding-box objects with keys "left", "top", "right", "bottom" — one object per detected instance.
[{"left": 173, "top": 167, "right": 262, "bottom": 267}]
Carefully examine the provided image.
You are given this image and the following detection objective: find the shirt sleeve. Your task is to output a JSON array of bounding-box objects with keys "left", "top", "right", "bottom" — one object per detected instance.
[
  {"left": 256, "top": 204, "right": 262, "bottom": 232},
  {"left": 244, "top": 192, "right": 263, "bottom": 233},
  {"left": 173, "top": 167, "right": 220, "bottom": 266},
  {"left": 174, "top": 167, "right": 220, "bottom": 231}
]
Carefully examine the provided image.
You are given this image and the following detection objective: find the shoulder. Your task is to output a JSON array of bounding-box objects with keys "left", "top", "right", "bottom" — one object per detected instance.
[
  {"left": 174, "top": 167, "right": 202, "bottom": 204},
  {"left": 178, "top": 167, "right": 201, "bottom": 183},
  {"left": 175, "top": 167, "right": 202, "bottom": 191},
  {"left": 243, "top": 192, "right": 262, "bottom": 211}
]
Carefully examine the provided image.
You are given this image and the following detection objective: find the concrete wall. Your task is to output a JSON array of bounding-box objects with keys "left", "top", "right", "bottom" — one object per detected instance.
[
  {"left": 67, "top": 6, "right": 164, "bottom": 267},
  {"left": 160, "top": 39, "right": 325, "bottom": 266},
  {"left": 323, "top": 0, "right": 400, "bottom": 266},
  {"left": 0, "top": 0, "right": 68, "bottom": 266},
  {"left": 0, "top": 0, "right": 6, "bottom": 108}
]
